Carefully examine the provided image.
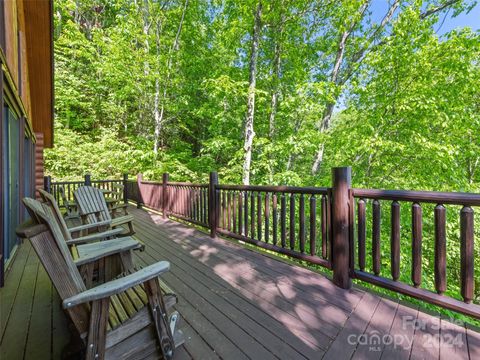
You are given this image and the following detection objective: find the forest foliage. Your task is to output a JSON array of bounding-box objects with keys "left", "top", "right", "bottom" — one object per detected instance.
[{"left": 48, "top": 0, "right": 480, "bottom": 192}]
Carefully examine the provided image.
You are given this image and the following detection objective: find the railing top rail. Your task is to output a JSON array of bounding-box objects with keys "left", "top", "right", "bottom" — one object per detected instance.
[
  {"left": 91, "top": 179, "right": 123, "bottom": 183},
  {"left": 136, "top": 180, "right": 161, "bottom": 185},
  {"left": 167, "top": 182, "right": 208, "bottom": 187},
  {"left": 352, "top": 188, "right": 480, "bottom": 206},
  {"left": 216, "top": 184, "right": 329, "bottom": 195},
  {"left": 50, "top": 180, "right": 85, "bottom": 185}
]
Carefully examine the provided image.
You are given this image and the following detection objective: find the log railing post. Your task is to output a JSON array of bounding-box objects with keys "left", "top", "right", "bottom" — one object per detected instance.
[
  {"left": 209, "top": 172, "right": 219, "bottom": 238},
  {"left": 136, "top": 173, "right": 143, "bottom": 209},
  {"left": 84, "top": 174, "right": 91, "bottom": 186},
  {"left": 162, "top": 173, "right": 169, "bottom": 219},
  {"left": 44, "top": 175, "right": 51, "bottom": 193},
  {"left": 331, "top": 167, "right": 352, "bottom": 289},
  {"left": 123, "top": 173, "right": 128, "bottom": 204}
]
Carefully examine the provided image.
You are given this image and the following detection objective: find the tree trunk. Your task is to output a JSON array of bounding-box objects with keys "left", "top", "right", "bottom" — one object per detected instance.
[
  {"left": 154, "top": 0, "right": 189, "bottom": 153},
  {"left": 268, "top": 15, "right": 283, "bottom": 139},
  {"left": 153, "top": 19, "right": 163, "bottom": 154},
  {"left": 311, "top": 2, "right": 369, "bottom": 175},
  {"left": 242, "top": 1, "right": 263, "bottom": 185}
]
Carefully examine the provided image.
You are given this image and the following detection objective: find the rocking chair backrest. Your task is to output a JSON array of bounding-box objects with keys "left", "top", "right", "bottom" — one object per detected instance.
[
  {"left": 74, "top": 186, "right": 112, "bottom": 225},
  {"left": 22, "top": 198, "right": 90, "bottom": 334},
  {"left": 38, "top": 188, "right": 73, "bottom": 241}
]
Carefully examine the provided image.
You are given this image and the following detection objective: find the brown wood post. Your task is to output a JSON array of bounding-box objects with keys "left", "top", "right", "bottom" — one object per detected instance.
[
  {"left": 44, "top": 175, "right": 51, "bottom": 193},
  {"left": 136, "top": 173, "right": 143, "bottom": 209},
  {"left": 123, "top": 173, "right": 128, "bottom": 204},
  {"left": 331, "top": 167, "right": 352, "bottom": 289},
  {"left": 209, "top": 172, "right": 219, "bottom": 238},
  {"left": 84, "top": 174, "right": 91, "bottom": 186},
  {"left": 162, "top": 173, "right": 169, "bottom": 219}
]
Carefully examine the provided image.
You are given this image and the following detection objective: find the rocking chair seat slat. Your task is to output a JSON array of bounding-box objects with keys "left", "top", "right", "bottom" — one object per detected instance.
[
  {"left": 65, "top": 228, "right": 124, "bottom": 245},
  {"left": 74, "top": 238, "right": 142, "bottom": 266}
]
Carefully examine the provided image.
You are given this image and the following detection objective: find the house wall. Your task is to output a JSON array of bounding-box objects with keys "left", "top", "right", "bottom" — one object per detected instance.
[{"left": 0, "top": 0, "right": 53, "bottom": 287}]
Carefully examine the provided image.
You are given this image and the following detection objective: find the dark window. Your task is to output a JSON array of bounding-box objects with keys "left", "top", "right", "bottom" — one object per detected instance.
[{"left": 2, "top": 106, "right": 20, "bottom": 263}]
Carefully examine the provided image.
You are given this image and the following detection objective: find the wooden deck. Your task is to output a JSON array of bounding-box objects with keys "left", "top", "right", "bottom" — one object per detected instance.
[{"left": 1, "top": 206, "right": 480, "bottom": 359}]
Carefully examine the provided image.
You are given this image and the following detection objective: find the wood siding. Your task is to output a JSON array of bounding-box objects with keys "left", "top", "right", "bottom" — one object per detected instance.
[{"left": 1, "top": 0, "right": 53, "bottom": 148}]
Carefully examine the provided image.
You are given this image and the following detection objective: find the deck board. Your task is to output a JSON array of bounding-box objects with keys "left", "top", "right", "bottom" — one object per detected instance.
[{"left": 0, "top": 205, "right": 477, "bottom": 359}]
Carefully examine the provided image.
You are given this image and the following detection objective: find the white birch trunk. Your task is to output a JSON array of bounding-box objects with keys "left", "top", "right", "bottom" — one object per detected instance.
[
  {"left": 242, "top": 1, "right": 262, "bottom": 185},
  {"left": 154, "top": 0, "right": 189, "bottom": 153}
]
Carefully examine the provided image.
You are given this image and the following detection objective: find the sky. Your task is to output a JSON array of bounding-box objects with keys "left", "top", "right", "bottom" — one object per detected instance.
[{"left": 369, "top": 0, "right": 480, "bottom": 35}]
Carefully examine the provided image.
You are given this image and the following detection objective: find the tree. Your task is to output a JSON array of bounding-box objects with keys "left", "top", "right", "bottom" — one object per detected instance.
[{"left": 242, "top": 1, "right": 263, "bottom": 185}]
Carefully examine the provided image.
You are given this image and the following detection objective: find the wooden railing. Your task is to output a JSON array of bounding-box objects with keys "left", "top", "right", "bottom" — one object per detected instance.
[
  {"left": 46, "top": 167, "right": 480, "bottom": 319},
  {"left": 45, "top": 174, "right": 127, "bottom": 205},
  {"left": 215, "top": 184, "right": 331, "bottom": 268},
  {"left": 351, "top": 188, "right": 480, "bottom": 318}
]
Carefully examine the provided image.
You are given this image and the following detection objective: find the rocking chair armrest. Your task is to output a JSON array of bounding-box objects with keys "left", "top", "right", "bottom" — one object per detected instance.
[
  {"left": 73, "top": 238, "right": 141, "bottom": 266},
  {"left": 16, "top": 222, "right": 48, "bottom": 239},
  {"left": 68, "top": 220, "right": 111, "bottom": 233},
  {"left": 66, "top": 228, "right": 124, "bottom": 245},
  {"left": 63, "top": 261, "right": 170, "bottom": 308}
]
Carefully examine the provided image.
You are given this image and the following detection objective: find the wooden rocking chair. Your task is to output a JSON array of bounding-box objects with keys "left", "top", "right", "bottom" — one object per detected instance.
[
  {"left": 25, "top": 197, "right": 143, "bottom": 287},
  {"left": 39, "top": 188, "right": 124, "bottom": 240},
  {"left": 75, "top": 186, "right": 135, "bottom": 236},
  {"left": 17, "top": 199, "right": 184, "bottom": 360}
]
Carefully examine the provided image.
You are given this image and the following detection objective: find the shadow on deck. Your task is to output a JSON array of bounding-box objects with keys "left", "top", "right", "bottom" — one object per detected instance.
[{"left": 1, "top": 206, "right": 480, "bottom": 359}]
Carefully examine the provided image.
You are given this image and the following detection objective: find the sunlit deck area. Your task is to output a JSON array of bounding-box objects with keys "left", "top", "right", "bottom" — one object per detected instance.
[{"left": 1, "top": 205, "right": 480, "bottom": 359}]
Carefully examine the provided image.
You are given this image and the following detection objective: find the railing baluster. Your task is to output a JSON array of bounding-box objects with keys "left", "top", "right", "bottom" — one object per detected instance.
[
  {"left": 321, "top": 195, "right": 327, "bottom": 259},
  {"left": 183, "top": 186, "right": 187, "bottom": 217},
  {"left": 233, "top": 191, "right": 237, "bottom": 233},
  {"left": 265, "top": 193, "right": 270, "bottom": 243},
  {"left": 250, "top": 192, "right": 255, "bottom": 238},
  {"left": 460, "top": 206, "right": 474, "bottom": 303},
  {"left": 182, "top": 186, "right": 186, "bottom": 216},
  {"left": 257, "top": 192, "right": 262, "bottom": 241},
  {"left": 412, "top": 203, "right": 422, "bottom": 288},
  {"left": 189, "top": 187, "right": 193, "bottom": 219},
  {"left": 357, "top": 198, "right": 366, "bottom": 271},
  {"left": 192, "top": 187, "right": 201, "bottom": 221},
  {"left": 434, "top": 204, "right": 447, "bottom": 295},
  {"left": 220, "top": 190, "right": 226, "bottom": 229},
  {"left": 227, "top": 191, "right": 231, "bottom": 231},
  {"left": 180, "top": 186, "right": 184, "bottom": 216},
  {"left": 244, "top": 192, "right": 248, "bottom": 237},
  {"left": 289, "top": 193, "right": 295, "bottom": 250},
  {"left": 281, "top": 194, "right": 286, "bottom": 248},
  {"left": 372, "top": 200, "right": 381, "bottom": 276},
  {"left": 238, "top": 192, "right": 243, "bottom": 235},
  {"left": 299, "top": 194, "right": 305, "bottom": 253},
  {"left": 204, "top": 188, "right": 208, "bottom": 224},
  {"left": 191, "top": 187, "right": 195, "bottom": 220},
  {"left": 272, "top": 194, "right": 278, "bottom": 246},
  {"left": 215, "top": 188, "right": 221, "bottom": 231},
  {"left": 309, "top": 195, "right": 316, "bottom": 256},
  {"left": 391, "top": 201, "right": 400, "bottom": 281}
]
